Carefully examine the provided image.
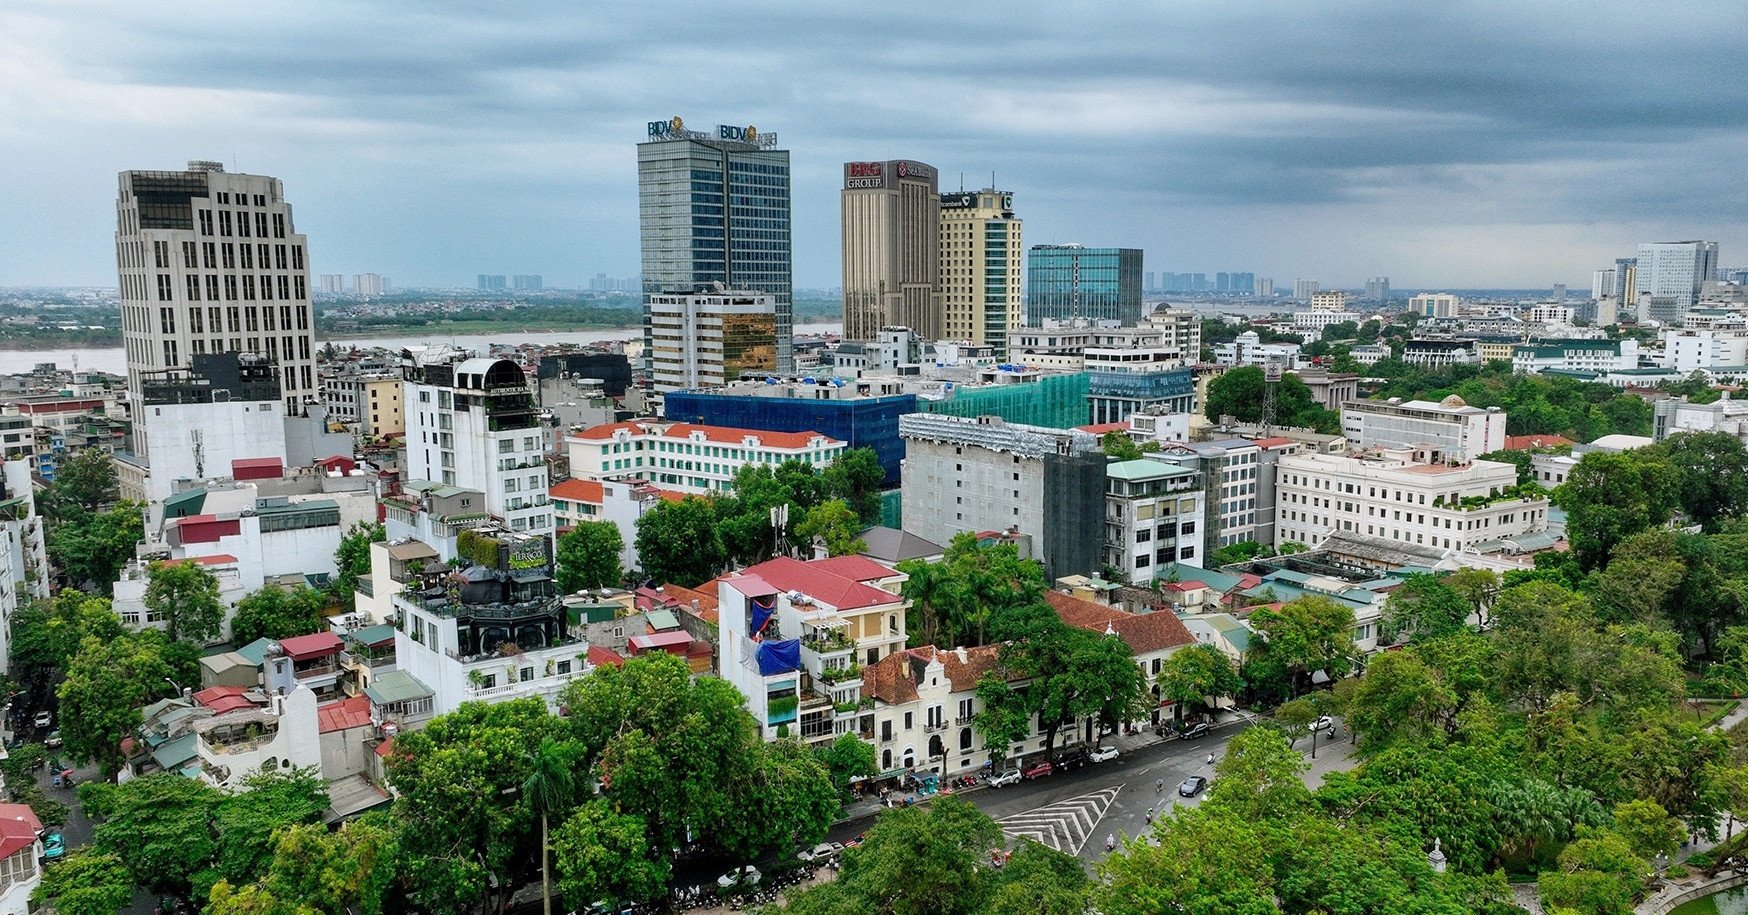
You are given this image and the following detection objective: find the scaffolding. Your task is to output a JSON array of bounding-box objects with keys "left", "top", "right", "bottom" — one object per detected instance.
[{"left": 918, "top": 372, "right": 1090, "bottom": 429}]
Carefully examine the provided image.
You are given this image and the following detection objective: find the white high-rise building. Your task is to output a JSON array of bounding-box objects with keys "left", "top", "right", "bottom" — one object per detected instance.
[
  {"left": 1410, "top": 292, "right": 1459, "bottom": 318},
  {"left": 1637, "top": 241, "right": 1720, "bottom": 317},
  {"left": 319, "top": 274, "right": 345, "bottom": 295},
  {"left": 1293, "top": 279, "right": 1319, "bottom": 301},
  {"left": 115, "top": 162, "right": 316, "bottom": 423},
  {"left": 1592, "top": 269, "right": 1616, "bottom": 301},
  {"left": 646, "top": 287, "right": 777, "bottom": 392},
  {"left": 0, "top": 460, "right": 49, "bottom": 673},
  {"left": 401, "top": 347, "right": 555, "bottom": 537},
  {"left": 353, "top": 273, "right": 385, "bottom": 297}
]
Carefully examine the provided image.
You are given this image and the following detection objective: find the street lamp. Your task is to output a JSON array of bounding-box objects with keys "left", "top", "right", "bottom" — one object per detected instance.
[{"left": 163, "top": 677, "right": 184, "bottom": 698}]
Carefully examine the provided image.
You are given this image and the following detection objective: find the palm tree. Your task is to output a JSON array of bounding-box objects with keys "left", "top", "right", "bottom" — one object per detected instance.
[
  {"left": 524, "top": 738, "right": 575, "bottom": 915},
  {"left": 900, "top": 559, "right": 948, "bottom": 645}
]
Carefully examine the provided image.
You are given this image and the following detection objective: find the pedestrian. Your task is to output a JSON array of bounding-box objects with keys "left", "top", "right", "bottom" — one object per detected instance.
[
  {"left": 1156, "top": 777, "right": 1164, "bottom": 794},
  {"left": 1206, "top": 752, "right": 1214, "bottom": 766},
  {"left": 1105, "top": 833, "right": 1116, "bottom": 852}
]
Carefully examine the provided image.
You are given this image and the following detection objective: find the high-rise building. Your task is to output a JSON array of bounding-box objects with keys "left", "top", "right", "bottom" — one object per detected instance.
[
  {"left": 1145, "top": 271, "right": 1157, "bottom": 292},
  {"left": 115, "top": 161, "right": 317, "bottom": 421},
  {"left": 840, "top": 160, "right": 941, "bottom": 341},
  {"left": 1293, "top": 279, "right": 1319, "bottom": 301},
  {"left": 939, "top": 188, "right": 1023, "bottom": 348},
  {"left": 1254, "top": 277, "right": 1275, "bottom": 297},
  {"left": 1229, "top": 272, "right": 1255, "bottom": 296},
  {"left": 639, "top": 117, "right": 793, "bottom": 371},
  {"left": 1551, "top": 283, "right": 1567, "bottom": 303},
  {"left": 319, "top": 274, "right": 344, "bottom": 295},
  {"left": 646, "top": 286, "right": 777, "bottom": 392},
  {"left": 1025, "top": 245, "right": 1142, "bottom": 326},
  {"left": 1410, "top": 292, "right": 1459, "bottom": 318},
  {"left": 512, "top": 274, "right": 543, "bottom": 291},
  {"left": 1636, "top": 241, "right": 1719, "bottom": 316},
  {"left": 1591, "top": 268, "right": 1616, "bottom": 300},
  {"left": 401, "top": 347, "right": 554, "bottom": 537},
  {"left": 1365, "top": 277, "right": 1390, "bottom": 301},
  {"left": 353, "top": 273, "right": 384, "bottom": 296},
  {"left": 478, "top": 274, "right": 507, "bottom": 291}
]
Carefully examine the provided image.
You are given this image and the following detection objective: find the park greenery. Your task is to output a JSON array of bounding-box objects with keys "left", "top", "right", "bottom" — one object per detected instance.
[
  {"left": 555, "top": 519, "right": 624, "bottom": 593},
  {"left": 633, "top": 448, "right": 884, "bottom": 585}
]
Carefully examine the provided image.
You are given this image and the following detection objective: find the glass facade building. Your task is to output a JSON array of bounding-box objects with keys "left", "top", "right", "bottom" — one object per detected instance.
[
  {"left": 660, "top": 391, "right": 917, "bottom": 485},
  {"left": 917, "top": 373, "right": 1091, "bottom": 429},
  {"left": 1025, "top": 245, "right": 1143, "bottom": 327},
  {"left": 639, "top": 128, "right": 793, "bottom": 370}
]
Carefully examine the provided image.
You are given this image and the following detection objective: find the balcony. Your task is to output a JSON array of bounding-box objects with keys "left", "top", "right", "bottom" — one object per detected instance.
[
  {"left": 339, "top": 649, "right": 395, "bottom": 671},
  {"left": 293, "top": 661, "right": 337, "bottom": 680},
  {"left": 923, "top": 720, "right": 949, "bottom": 735}
]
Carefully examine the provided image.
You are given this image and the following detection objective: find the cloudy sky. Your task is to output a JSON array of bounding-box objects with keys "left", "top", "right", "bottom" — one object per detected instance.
[{"left": 2, "top": 0, "right": 1744, "bottom": 291}]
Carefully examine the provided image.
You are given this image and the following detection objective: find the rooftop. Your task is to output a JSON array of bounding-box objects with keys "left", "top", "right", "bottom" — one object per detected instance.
[
  {"left": 741, "top": 556, "right": 902, "bottom": 611},
  {"left": 1107, "top": 459, "right": 1197, "bottom": 482},
  {"left": 317, "top": 696, "right": 373, "bottom": 734},
  {"left": 1044, "top": 591, "right": 1196, "bottom": 655},
  {"left": 0, "top": 804, "right": 42, "bottom": 859},
  {"left": 570, "top": 420, "right": 840, "bottom": 451}
]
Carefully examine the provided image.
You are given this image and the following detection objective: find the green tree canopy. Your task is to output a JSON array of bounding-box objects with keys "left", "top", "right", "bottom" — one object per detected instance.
[
  {"left": 555, "top": 520, "right": 624, "bottom": 593},
  {"left": 330, "top": 521, "right": 384, "bottom": 610},
  {"left": 143, "top": 558, "right": 225, "bottom": 644},
  {"left": 228, "top": 585, "right": 328, "bottom": 645},
  {"left": 48, "top": 501, "right": 143, "bottom": 594},
  {"left": 31, "top": 850, "right": 135, "bottom": 915},
  {"left": 58, "top": 632, "right": 179, "bottom": 776},
  {"left": 634, "top": 496, "right": 724, "bottom": 586},
  {"left": 794, "top": 499, "right": 867, "bottom": 557}
]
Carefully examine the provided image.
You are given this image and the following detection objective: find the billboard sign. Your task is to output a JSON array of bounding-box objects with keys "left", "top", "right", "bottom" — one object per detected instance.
[
  {"left": 645, "top": 116, "right": 778, "bottom": 148},
  {"left": 940, "top": 191, "right": 978, "bottom": 209},
  {"left": 844, "top": 161, "right": 885, "bottom": 189}
]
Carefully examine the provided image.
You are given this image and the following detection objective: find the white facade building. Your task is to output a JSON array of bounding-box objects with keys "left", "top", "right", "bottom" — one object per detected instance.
[
  {"left": 115, "top": 163, "right": 317, "bottom": 425},
  {"left": 1637, "top": 241, "right": 1720, "bottom": 317},
  {"left": 402, "top": 348, "right": 554, "bottom": 537},
  {"left": 1340, "top": 396, "right": 1507, "bottom": 464},
  {"left": 1274, "top": 450, "right": 1549, "bottom": 554},
  {"left": 1410, "top": 293, "right": 1460, "bottom": 319},
  {"left": 1511, "top": 339, "right": 1640, "bottom": 374},
  {"left": 1103, "top": 460, "right": 1205, "bottom": 584},
  {"left": 567, "top": 420, "right": 845, "bottom": 495},
  {"left": 1212, "top": 331, "right": 1304, "bottom": 368},
  {"left": 0, "top": 461, "right": 48, "bottom": 674},
  {"left": 647, "top": 287, "right": 778, "bottom": 392}
]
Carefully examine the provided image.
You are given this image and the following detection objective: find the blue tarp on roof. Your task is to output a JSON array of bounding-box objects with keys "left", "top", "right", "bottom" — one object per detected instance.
[
  {"left": 750, "top": 594, "right": 776, "bottom": 636},
  {"left": 756, "top": 639, "right": 801, "bottom": 676}
]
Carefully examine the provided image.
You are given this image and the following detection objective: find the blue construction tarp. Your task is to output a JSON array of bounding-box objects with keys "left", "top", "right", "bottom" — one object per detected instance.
[
  {"left": 756, "top": 639, "right": 801, "bottom": 676},
  {"left": 751, "top": 594, "right": 776, "bottom": 636}
]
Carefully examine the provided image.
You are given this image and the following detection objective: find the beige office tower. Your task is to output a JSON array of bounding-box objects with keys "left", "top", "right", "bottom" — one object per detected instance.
[
  {"left": 939, "top": 189, "right": 1022, "bottom": 348},
  {"left": 841, "top": 160, "right": 942, "bottom": 341},
  {"left": 115, "top": 162, "right": 317, "bottom": 421}
]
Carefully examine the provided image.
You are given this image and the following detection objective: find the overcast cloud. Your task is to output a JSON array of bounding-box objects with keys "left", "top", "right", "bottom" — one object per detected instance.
[{"left": 1, "top": 0, "right": 1744, "bottom": 290}]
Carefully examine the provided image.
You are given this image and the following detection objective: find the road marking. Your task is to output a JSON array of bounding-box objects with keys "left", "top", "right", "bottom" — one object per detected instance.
[{"left": 996, "top": 785, "right": 1121, "bottom": 855}]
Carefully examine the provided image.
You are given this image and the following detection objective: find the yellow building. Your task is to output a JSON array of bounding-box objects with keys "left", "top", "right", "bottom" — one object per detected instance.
[
  {"left": 362, "top": 375, "right": 403, "bottom": 438},
  {"left": 939, "top": 189, "right": 1022, "bottom": 349}
]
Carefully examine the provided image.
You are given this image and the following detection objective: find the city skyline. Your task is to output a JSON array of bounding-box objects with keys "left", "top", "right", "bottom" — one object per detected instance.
[{"left": 3, "top": 2, "right": 1746, "bottom": 290}]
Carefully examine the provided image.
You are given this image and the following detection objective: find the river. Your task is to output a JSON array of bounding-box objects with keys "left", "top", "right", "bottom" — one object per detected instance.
[
  {"left": 1673, "top": 884, "right": 1748, "bottom": 914},
  {"left": 2, "top": 322, "right": 845, "bottom": 378}
]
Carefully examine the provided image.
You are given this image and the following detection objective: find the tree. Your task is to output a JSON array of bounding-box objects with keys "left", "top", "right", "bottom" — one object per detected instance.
[
  {"left": 1382, "top": 573, "right": 1472, "bottom": 643},
  {"left": 330, "top": 520, "right": 385, "bottom": 610},
  {"left": 1477, "top": 449, "right": 1535, "bottom": 486},
  {"left": 822, "top": 447, "right": 886, "bottom": 524},
  {"left": 1556, "top": 450, "right": 1680, "bottom": 571},
  {"left": 1098, "top": 805, "right": 1278, "bottom": 915},
  {"left": 1610, "top": 799, "right": 1684, "bottom": 862},
  {"left": 972, "top": 675, "right": 1032, "bottom": 764},
  {"left": 1241, "top": 596, "right": 1356, "bottom": 701},
  {"left": 10, "top": 590, "right": 125, "bottom": 707},
  {"left": 784, "top": 795, "right": 1001, "bottom": 915},
  {"left": 143, "top": 558, "right": 225, "bottom": 644},
  {"left": 47, "top": 501, "right": 143, "bottom": 594},
  {"left": 524, "top": 738, "right": 576, "bottom": 915},
  {"left": 794, "top": 499, "right": 866, "bottom": 557},
  {"left": 1155, "top": 644, "right": 1243, "bottom": 719},
  {"left": 985, "top": 840, "right": 1091, "bottom": 915},
  {"left": 31, "top": 850, "right": 135, "bottom": 915},
  {"left": 1445, "top": 567, "right": 1501, "bottom": 627},
  {"left": 79, "top": 772, "right": 224, "bottom": 896},
  {"left": 1536, "top": 828, "right": 1646, "bottom": 915},
  {"left": 554, "top": 520, "right": 623, "bottom": 593},
  {"left": 1654, "top": 431, "right": 1748, "bottom": 532},
  {"left": 228, "top": 585, "right": 328, "bottom": 645},
  {"left": 1205, "top": 366, "right": 1338, "bottom": 433},
  {"left": 212, "top": 767, "right": 331, "bottom": 887},
  {"left": 550, "top": 800, "right": 669, "bottom": 910},
  {"left": 205, "top": 817, "right": 401, "bottom": 915},
  {"left": 58, "top": 633, "right": 178, "bottom": 776},
  {"left": 634, "top": 496, "right": 724, "bottom": 587},
  {"left": 1342, "top": 650, "right": 1457, "bottom": 748},
  {"left": 41, "top": 448, "right": 119, "bottom": 519},
  {"left": 815, "top": 732, "right": 877, "bottom": 797},
  {"left": 1101, "top": 431, "right": 1145, "bottom": 462}
]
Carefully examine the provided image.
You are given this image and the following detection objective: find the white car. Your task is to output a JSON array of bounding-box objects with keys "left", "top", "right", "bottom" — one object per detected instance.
[
  {"left": 987, "top": 768, "right": 1022, "bottom": 788},
  {"left": 798, "top": 842, "right": 843, "bottom": 862},
  {"left": 32, "top": 712, "right": 51, "bottom": 730},
  {"left": 1088, "top": 745, "right": 1119, "bottom": 763},
  {"left": 717, "top": 865, "right": 761, "bottom": 889},
  {"left": 1312, "top": 715, "right": 1335, "bottom": 734}
]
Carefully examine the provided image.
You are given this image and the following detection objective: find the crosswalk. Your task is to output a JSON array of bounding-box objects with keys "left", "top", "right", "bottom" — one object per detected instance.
[{"left": 996, "top": 785, "right": 1122, "bottom": 855}]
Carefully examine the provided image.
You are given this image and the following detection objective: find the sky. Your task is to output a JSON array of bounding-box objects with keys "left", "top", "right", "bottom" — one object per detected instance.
[{"left": 2, "top": 1, "right": 1745, "bottom": 291}]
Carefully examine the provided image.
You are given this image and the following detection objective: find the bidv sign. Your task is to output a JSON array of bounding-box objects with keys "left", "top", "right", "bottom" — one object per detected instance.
[{"left": 645, "top": 117, "right": 778, "bottom": 148}]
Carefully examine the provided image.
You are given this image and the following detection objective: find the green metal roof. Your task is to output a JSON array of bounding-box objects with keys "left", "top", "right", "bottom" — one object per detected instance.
[
  {"left": 345, "top": 624, "right": 396, "bottom": 648},
  {"left": 1156, "top": 562, "right": 1244, "bottom": 594},
  {"left": 234, "top": 637, "right": 276, "bottom": 666},
  {"left": 1106, "top": 459, "right": 1198, "bottom": 482},
  {"left": 364, "top": 669, "right": 434, "bottom": 705},
  {"left": 151, "top": 731, "right": 198, "bottom": 771},
  {"left": 645, "top": 608, "right": 681, "bottom": 632},
  {"left": 162, "top": 488, "right": 207, "bottom": 518}
]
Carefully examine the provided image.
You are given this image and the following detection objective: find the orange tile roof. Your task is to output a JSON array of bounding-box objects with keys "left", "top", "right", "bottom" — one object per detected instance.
[
  {"left": 570, "top": 420, "right": 841, "bottom": 450},
  {"left": 317, "top": 696, "right": 373, "bottom": 734},
  {"left": 1503, "top": 434, "right": 1575, "bottom": 451},
  {"left": 807, "top": 555, "right": 897, "bottom": 583},
  {"left": 742, "top": 556, "right": 901, "bottom": 611},
  {"left": 1076, "top": 422, "right": 1130, "bottom": 434},
  {"left": 587, "top": 645, "right": 626, "bottom": 668},
  {"left": 1252, "top": 437, "right": 1297, "bottom": 448},
  {"left": 1044, "top": 591, "right": 1196, "bottom": 655},
  {"left": 550, "top": 478, "right": 604, "bottom": 504},
  {"left": 862, "top": 644, "right": 1007, "bottom": 705},
  {"left": 661, "top": 582, "right": 719, "bottom": 624}
]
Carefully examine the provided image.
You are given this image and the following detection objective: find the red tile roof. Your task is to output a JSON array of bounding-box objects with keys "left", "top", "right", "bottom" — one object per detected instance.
[
  {"left": 550, "top": 478, "right": 604, "bottom": 504},
  {"left": 807, "top": 555, "right": 898, "bottom": 584},
  {"left": 661, "top": 582, "right": 719, "bottom": 624},
  {"left": 231, "top": 457, "right": 285, "bottom": 480},
  {"left": 0, "top": 804, "right": 42, "bottom": 859},
  {"left": 188, "top": 553, "right": 239, "bottom": 566},
  {"left": 742, "top": 556, "right": 901, "bottom": 611},
  {"left": 1252, "top": 437, "right": 1297, "bottom": 448},
  {"left": 587, "top": 645, "right": 625, "bottom": 668},
  {"left": 862, "top": 644, "right": 1006, "bottom": 705},
  {"left": 317, "top": 696, "right": 373, "bottom": 734},
  {"left": 570, "top": 420, "right": 841, "bottom": 451},
  {"left": 278, "top": 631, "right": 343, "bottom": 662},
  {"left": 193, "top": 685, "right": 258, "bottom": 714},
  {"left": 1161, "top": 579, "right": 1210, "bottom": 593},
  {"left": 1503, "top": 434, "right": 1575, "bottom": 451},
  {"left": 1076, "top": 422, "right": 1130, "bottom": 434},
  {"left": 1044, "top": 591, "right": 1196, "bottom": 656}
]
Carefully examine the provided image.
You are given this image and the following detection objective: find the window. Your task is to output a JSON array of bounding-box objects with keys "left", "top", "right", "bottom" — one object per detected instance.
[{"left": 903, "top": 712, "right": 913, "bottom": 730}]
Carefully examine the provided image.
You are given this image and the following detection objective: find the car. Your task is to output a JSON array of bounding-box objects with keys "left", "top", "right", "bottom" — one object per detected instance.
[
  {"left": 1056, "top": 748, "right": 1091, "bottom": 771},
  {"left": 43, "top": 731, "right": 61, "bottom": 749},
  {"left": 716, "top": 865, "right": 762, "bottom": 888},
  {"left": 1177, "top": 776, "right": 1209, "bottom": 797},
  {"left": 1088, "top": 745, "right": 1120, "bottom": 763},
  {"left": 798, "top": 841, "right": 843, "bottom": 862},
  {"left": 1021, "top": 761, "right": 1054, "bottom": 780},
  {"left": 1178, "top": 721, "right": 1210, "bottom": 740},
  {"left": 987, "top": 768, "right": 1022, "bottom": 788},
  {"left": 1312, "top": 715, "right": 1334, "bottom": 734},
  {"left": 31, "top": 712, "right": 51, "bottom": 730},
  {"left": 40, "top": 832, "right": 63, "bottom": 861}
]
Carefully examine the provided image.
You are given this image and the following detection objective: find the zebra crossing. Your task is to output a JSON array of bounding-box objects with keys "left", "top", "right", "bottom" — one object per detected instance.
[{"left": 996, "top": 785, "right": 1122, "bottom": 855}]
